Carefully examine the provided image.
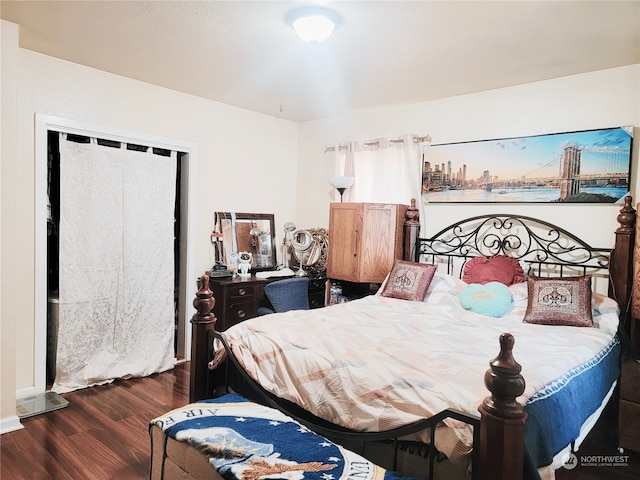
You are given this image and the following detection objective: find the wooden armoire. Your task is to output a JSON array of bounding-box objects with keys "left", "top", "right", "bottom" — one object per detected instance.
[{"left": 327, "top": 202, "right": 408, "bottom": 284}]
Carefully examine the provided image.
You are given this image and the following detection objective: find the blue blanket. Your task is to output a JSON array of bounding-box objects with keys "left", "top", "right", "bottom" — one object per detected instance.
[
  {"left": 152, "top": 394, "right": 415, "bottom": 480},
  {"left": 524, "top": 336, "right": 621, "bottom": 475}
]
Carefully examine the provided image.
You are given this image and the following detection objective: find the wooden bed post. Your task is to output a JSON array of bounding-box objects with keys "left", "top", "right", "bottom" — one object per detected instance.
[
  {"left": 610, "top": 196, "right": 636, "bottom": 346},
  {"left": 189, "top": 274, "right": 217, "bottom": 403},
  {"left": 477, "top": 333, "right": 527, "bottom": 480},
  {"left": 403, "top": 197, "right": 420, "bottom": 261}
]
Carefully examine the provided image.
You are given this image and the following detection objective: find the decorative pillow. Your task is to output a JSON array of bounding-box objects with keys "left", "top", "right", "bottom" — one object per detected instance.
[
  {"left": 523, "top": 275, "right": 593, "bottom": 327},
  {"left": 462, "top": 255, "right": 525, "bottom": 286},
  {"left": 459, "top": 282, "right": 513, "bottom": 317},
  {"left": 380, "top": 261, "right": 437, "bottom": 301}
]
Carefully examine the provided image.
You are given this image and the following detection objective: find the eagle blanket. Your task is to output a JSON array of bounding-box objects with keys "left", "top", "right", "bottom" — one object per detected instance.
[{"left": 151, "top": 394, "right": 415, "bottom": 480}]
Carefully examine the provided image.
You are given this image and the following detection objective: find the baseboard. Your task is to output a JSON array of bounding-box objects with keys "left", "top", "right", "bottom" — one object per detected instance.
[{"left": 0, "top": 415, "right": 23, "bottom": 435}]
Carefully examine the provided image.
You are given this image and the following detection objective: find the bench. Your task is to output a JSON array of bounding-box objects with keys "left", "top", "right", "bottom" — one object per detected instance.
[{"left": 149, "top": 393, "right": 411, "bottom": 480}]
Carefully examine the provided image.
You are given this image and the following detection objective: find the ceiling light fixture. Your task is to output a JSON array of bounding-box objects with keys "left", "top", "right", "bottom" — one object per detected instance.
[{"left": 285, "top": 6, "right": 341, "bottom": 43}]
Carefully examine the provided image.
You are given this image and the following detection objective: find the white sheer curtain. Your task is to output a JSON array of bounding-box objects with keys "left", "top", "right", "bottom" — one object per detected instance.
[
  {"left": 53, "top": 134, "right": 176, "bottom": 393},
  {"left": 333, "top": 134, "right": 425, "bottom": 203}
]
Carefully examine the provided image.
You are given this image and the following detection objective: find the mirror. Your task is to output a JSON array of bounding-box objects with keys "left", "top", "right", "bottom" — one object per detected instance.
[
  {"left": 214, "top": 212, "right": 277, "bottom": 272},
  {"left": 290, "top": 228, "right": 329, "bottom": 277}
]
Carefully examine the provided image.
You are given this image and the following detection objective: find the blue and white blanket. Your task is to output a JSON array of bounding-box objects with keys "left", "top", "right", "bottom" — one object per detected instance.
[
  {"left": 152, "top": 394, "right": 414, "bottom": 480},
  {"left": 524, "top": 336, "right": 621, "bottom": 470}
]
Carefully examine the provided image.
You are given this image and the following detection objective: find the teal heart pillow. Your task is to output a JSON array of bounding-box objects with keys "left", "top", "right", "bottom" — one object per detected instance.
[{"left": 459, "top": 281, "right": 513, "bottom": 317}]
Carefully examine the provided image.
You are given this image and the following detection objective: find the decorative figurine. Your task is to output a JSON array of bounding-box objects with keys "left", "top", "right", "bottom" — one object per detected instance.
[
  {"left": 238, "top": 251, "right": 252, "bottom": 277},
  {"left": 228, "top": 252, "right": 239, "bottom": 278}
]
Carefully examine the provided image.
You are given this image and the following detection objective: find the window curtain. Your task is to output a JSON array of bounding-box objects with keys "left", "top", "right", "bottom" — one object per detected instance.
[
  {"left": 333, "top": 134, "right": 424, "bottom": 204},
  {"left": 53, "top": 134, "right": 176, "bottom": 393}
]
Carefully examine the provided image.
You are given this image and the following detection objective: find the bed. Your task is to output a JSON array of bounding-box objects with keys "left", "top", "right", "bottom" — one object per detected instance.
[{"left": 186, "top": 196, "right": 637, "bottom": 480}]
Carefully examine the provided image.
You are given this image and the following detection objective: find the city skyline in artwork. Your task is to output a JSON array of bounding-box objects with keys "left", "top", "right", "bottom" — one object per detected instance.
[{"left": 422, "top": 126, "right": 633, "bottom": 203}]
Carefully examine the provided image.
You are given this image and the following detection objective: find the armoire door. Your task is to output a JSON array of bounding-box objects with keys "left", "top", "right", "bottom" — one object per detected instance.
[
  {"left": 327, "top": 202, "right": 407, "bottom": 283},
  {"left": 327, "top": 203, "right": 363, "bottom": 282}
]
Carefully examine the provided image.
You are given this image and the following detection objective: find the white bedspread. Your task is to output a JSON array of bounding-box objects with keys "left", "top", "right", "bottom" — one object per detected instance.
[{"left": 216, "top": 273, "right": 620, "bottom": 463}]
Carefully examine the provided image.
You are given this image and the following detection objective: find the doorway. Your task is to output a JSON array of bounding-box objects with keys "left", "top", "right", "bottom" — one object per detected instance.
[{"left": 32, "top": 114, "right": 197, "bottom": 397}]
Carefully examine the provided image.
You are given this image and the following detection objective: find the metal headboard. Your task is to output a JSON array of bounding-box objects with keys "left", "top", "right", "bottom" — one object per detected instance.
[{"left": 415, "top": 214, "right": 612, "bottom": 286}]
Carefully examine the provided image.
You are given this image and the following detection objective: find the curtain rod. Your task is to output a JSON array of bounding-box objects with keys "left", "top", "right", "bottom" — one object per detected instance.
[
  {"left": 324, "top": 134, "right": 431, "bottom": 153},
  {"left": 62, "top": 132, "right": 176, "bottom": 156}
]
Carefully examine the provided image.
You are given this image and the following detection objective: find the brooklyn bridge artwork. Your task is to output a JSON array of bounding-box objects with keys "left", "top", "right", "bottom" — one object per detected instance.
[{"left": 422, "top": 126, "right": 633, "bottom": 203}]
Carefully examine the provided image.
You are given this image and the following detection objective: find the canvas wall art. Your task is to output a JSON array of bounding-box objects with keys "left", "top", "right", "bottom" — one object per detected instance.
[{"left": 422, "top": 126, "right": 633, "bottom": 203}]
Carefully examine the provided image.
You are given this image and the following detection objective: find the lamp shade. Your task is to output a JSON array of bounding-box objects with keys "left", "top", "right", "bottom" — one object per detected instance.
[{"left": 328, "top": 176, "right": 355, "bottom": 189}]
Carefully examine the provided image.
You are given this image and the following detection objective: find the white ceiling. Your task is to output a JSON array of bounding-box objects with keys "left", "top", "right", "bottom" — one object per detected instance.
[{"left": 2, "top": 1, "right": 639, "bottom": 122}]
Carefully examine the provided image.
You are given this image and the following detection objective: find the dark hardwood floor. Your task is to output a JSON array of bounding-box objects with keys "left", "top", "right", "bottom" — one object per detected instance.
[
  {"left": 1, "top": 362, "right": 639, "bottom": 479},
  {"left": 1, "top": 363, "right": 189, "bottom": 480}
]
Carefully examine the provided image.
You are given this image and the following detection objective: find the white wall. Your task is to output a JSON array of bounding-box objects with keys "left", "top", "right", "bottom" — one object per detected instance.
[
  {"left": 2, "top": 28, "right": 299, "bottom": 410},
  {"left": 298, "top": 65, "right": 640, "bottom": 247},
  {"left": 1, "top": 20, "right": 23, "bottom": 433}
]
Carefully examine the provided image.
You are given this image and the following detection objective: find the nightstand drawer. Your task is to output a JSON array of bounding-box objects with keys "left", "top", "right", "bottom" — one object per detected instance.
[
  {"left": 621, "top": 359, "right": 640, "bottom": 403},
  {"left": 309, "top": 278, "right": 326, "bottom": 291},
  {"left": 227, "top": 284, "right": 257, "bottom": 300},
  {"left": 619, "top": 432, "right": 640, "bottom": 453},
  {"left": 309, "top": 291, "right": 325, "bottom": 309},
  {"left": 225, "top": 301, "right": 256, "bottom": 328},
  {"left": 619, "top": 399, "right": 640, "bottom": 437}
]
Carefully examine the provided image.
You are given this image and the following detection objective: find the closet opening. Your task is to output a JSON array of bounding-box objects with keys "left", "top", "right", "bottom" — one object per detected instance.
[{"left": 45, "top": 130, "right": 186, "bottom": 388}]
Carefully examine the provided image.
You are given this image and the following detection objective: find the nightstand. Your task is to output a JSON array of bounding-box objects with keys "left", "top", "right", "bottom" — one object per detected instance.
[
  {"left": 307, "top": 275, "right": 328, "bottom": 308},
  {"left": 619, "top": 356, "right": 640, "bottom": 453}
]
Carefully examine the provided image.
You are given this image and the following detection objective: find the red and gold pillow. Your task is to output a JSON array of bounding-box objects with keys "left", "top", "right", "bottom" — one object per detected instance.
[
  {"left": 523, "top": 275, "right": 593, "bottom": 327},
  {"left": 380, "top": 260, "right": 437, "bottom": 301},
  {"left": 462, "top": 255, "right": 525, "bottom": 286}
]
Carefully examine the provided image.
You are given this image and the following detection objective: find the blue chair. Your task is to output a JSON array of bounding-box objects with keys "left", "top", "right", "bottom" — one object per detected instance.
[{"left": 257, "top": 277, "right": 310, "bottom": 315}]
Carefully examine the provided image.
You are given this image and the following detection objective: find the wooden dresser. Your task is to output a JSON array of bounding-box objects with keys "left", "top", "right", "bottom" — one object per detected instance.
[
  {"left": 208, "top": 274, "right": 325, "bottom": 331},
  {"left": 327, "top": 202, "right": 407, "bottom": 283},
  {"left": 619, "top": 356, "right": 640, "bottom": 452},
  {"left": 326, "top": 202, "right": 407, "bottom": 301}
]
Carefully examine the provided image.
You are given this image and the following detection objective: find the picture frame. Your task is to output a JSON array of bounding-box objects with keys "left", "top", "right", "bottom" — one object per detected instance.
[{"left": 422, "top": 126, "right": 633, "bottom": 203}]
